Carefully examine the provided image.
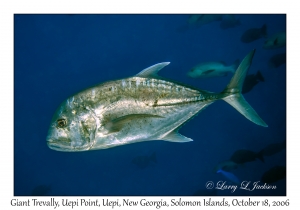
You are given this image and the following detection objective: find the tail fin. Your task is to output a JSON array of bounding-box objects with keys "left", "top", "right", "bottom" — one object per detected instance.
[
  {"left": 221, "top": 49, "right": 268, "bottom": 127},
  {"left": 256, "top": 70, "right": 265, "bottom": 82}
]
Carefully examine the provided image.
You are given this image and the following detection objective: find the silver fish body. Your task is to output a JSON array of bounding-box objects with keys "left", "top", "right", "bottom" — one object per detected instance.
[{"left": 47, "top": 50, "right": 267, "bottom": 152}]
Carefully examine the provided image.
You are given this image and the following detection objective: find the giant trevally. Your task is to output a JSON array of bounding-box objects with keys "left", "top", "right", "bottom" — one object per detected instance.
[{"left": 46, "top": 50, "right": 267, "bottom": 152}]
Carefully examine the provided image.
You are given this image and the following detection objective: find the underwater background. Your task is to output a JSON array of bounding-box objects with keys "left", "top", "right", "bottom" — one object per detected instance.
[{"left": 14, "top": 14, "right": 286, "bottom": 196}]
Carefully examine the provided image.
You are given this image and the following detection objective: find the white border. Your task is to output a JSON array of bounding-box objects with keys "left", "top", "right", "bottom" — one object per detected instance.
[{"left": 1, "top": 0, "right": 298, "bottom": 209}]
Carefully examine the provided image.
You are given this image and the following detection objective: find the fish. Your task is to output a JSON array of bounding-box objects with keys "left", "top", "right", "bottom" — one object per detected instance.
[
  {"left": 261, "top": 166, "right": 286, "bottom": 184},
  {"left": 240, "top": 24, "right": 267, "bottom": 43},
  {"left": 230, "top": 149, "right": 264, "bottom": 164},
  {"left": 259, "top": 140, "right": 286, "bottom": 157},
  {"left": 268, "top": 52, "right": 286, "bottom": 68},
  {"left": 242, "top": 70, "right": 265, "bottom": 94},
  {"left": 31, "top": 185, "right": 51, "bottom": 196},
  {"left": 177, "top": 14, "right": 223, "bottom": 32},
  {"left": 188, "top": 14, "right": 223, "bottom": 26},
  {"left": 213, "top": 160, "right": 240, "bottom": 172},
  {"left": 220, "top": 14, "right": 240, "bottom": 30},
  {"left": 217, "top": 169, "right": 240, "bottom": 185},
  {"left": 263, "top": 32, "right": 286, "bottom": 49},
  {"left": 132, "top": 152, "right": 157, "bottom": 168},
  {"left": 187, "top": 60, "right": 239, "bottom": 78},
  {"left": 46, "top": 50, "right": 267, "bottom": 152}
]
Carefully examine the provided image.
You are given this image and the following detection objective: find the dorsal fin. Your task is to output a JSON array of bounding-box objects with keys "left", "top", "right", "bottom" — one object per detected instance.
[{"left": 136, "top": 62, "right": 170, "bottom": 78}]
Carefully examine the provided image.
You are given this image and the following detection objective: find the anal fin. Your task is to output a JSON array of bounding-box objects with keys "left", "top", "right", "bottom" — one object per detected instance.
[{"left": 161, "top": 129, "right": 193, "bottom": 143}]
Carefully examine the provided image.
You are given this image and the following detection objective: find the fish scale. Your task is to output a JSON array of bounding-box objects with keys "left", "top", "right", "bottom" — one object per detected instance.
[{"left": 47, "top": 50, "right": 267, "bottom": 152}]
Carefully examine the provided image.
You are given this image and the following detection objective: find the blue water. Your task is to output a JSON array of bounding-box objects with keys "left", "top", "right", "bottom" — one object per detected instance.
[{"left": 14, "top": 14, "right": 286, "bottom": 196}]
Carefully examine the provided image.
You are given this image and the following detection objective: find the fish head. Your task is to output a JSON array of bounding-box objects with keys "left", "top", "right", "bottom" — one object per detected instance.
[
  {"left": 46, "top": 98, "right": 97, "bottom": 152},
  {"left": 187, "top": 67, "right": 199, "bottom": 78}
]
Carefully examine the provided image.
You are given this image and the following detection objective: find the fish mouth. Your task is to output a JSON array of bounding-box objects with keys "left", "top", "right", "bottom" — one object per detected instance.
[
  {"left": 47, "top": 138, "right": 74, "bottom": 152},
  {"left": 47, "top": 138, "right": 92, "bottom": 152}
]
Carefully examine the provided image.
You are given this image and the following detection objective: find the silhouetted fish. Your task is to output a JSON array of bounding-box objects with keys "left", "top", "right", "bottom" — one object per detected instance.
[
  {"left": 220, "top": 14, "right": 240, "bottom": 29},
  {"left": 132, "top": 152, "right": 157, "bottom": 169},
  {"left": 230, "top": 149, "right": 264, "bottom": 164},
  {"left": 268, "top": 53, "right": 286, "bottom": 68},
  {"left": 242, "top": 70, "right": 265, "bottom": 94},
  {"left": 177, "top": 14, "right": 223, "bottom": 32},
  {"left": 188, "top": 14, "right": 223, "bottom": 26},
  {"left": 31, "top": 185, "right": 51, "bottom": 196},
  {"left": 263, "top": 32, "right": 286, "bottom": 49},
  {"left": 241, "top": 24, "right": 267, "bottom": 43},
  {"left": 260, "top": 140, "right": 286, "bottom": 157},
  {"left": 261, "top": 166, "right": 286, "bottom": 184},
  {"left": 193, "top": 189, "right": 217, "bottom": 196}
]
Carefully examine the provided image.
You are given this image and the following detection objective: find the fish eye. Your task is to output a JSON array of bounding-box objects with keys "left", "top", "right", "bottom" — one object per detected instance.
[{"left": 57, "top": 118, "right": 67, "bottom": 128}]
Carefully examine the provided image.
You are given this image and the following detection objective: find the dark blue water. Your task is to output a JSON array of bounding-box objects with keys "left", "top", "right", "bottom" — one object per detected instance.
[{"left": 14, "top": 14, "right": 286, "bottom": 196}]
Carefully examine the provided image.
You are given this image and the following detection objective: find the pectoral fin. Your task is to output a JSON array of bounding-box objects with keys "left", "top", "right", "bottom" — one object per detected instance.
[
  {"left": 104, "top": 114, "right": 164, "bottom": 134},
  {"left": 161, "top": 129, "right": 193, "bottom": 143}
]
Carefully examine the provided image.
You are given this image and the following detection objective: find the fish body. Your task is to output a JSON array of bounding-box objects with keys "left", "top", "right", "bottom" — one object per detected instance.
[
  {"left": 230, "top": 149, "right": 264, "bottom": 164},
  {"left": 177, "top": 14, "right": 223, "bottom": 32},
  {"left": 47, "top": 50, "right": 267, "bottom": 152},
  {"left": 261, "top": 166, "right": 286, "bottom": 184},
  {"left": 220, "top": 14, "right": 240, "bottom": 29},
  {"left": 241, "top": 24, "right": 267, "bottom": 43},
  {"left": 268, "top": 53, "right": 286, "bottom": 68},
  {"left": 263, "top": 32, "right": 286, "bottom": 49},
  {"left": 242, "top": 70, "right": 264, "bottom": 94},
  {"left": 188, "top": 14, "right": 223, "bottom": 26},
  {"left": 187, "top": 60, "right": 239, "bottom": 78},
  {"left": 260, "top": 140, "right": 286, "bottom": 157}
]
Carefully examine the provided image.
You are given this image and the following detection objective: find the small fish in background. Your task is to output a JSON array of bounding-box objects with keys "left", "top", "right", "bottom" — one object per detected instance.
[
  {"left": 263, "top": 32, "right": 286, "bottom": 49},
  {"left": 188, "top": 14, "right": 223, "bottom": 27},
  {"left": 177, "top": 14, "right": 223, "bottom": 32},
  {"left": 220, "top": 14, "right": 241, "bottom": 30},
  {"left": 230, "top": 149, "right": 264, "bottom": 164},
  {"left": 187, "top": 60, "right": 239, "bottom": 78},
  {"left": 242, "top": 70, "right": 265, "bottom": 94},
  {"left": 261, "top": 166, "right": 286, "bottom": 184},
  {"left": 240, "top": 24, "right": 267, "bottom": 43},
  {"left": 193, "top": 189, "right": 217, "bottom": 196},
  {"left": 213, "top": 160, "right": 240, "bottom": 172},
  {"left": 132, "top": 152, "right": 157, "bottom": 169},
  {"left": 259, "top": 140, "right": 286, "bottom": 157},
  {"left": 31, "top": 185, "right": 51, "bottom": 196},
  {"left": 268, "top": 53, "right": 286, "bottom": 68},
  {"left": 217, "top": 169, "right": 241, "bottom": 185}
]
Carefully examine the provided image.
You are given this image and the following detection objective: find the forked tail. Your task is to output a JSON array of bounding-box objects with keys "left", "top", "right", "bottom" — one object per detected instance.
[{"left": 221, "top": 49, "right": 268, "bottom": 127}]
